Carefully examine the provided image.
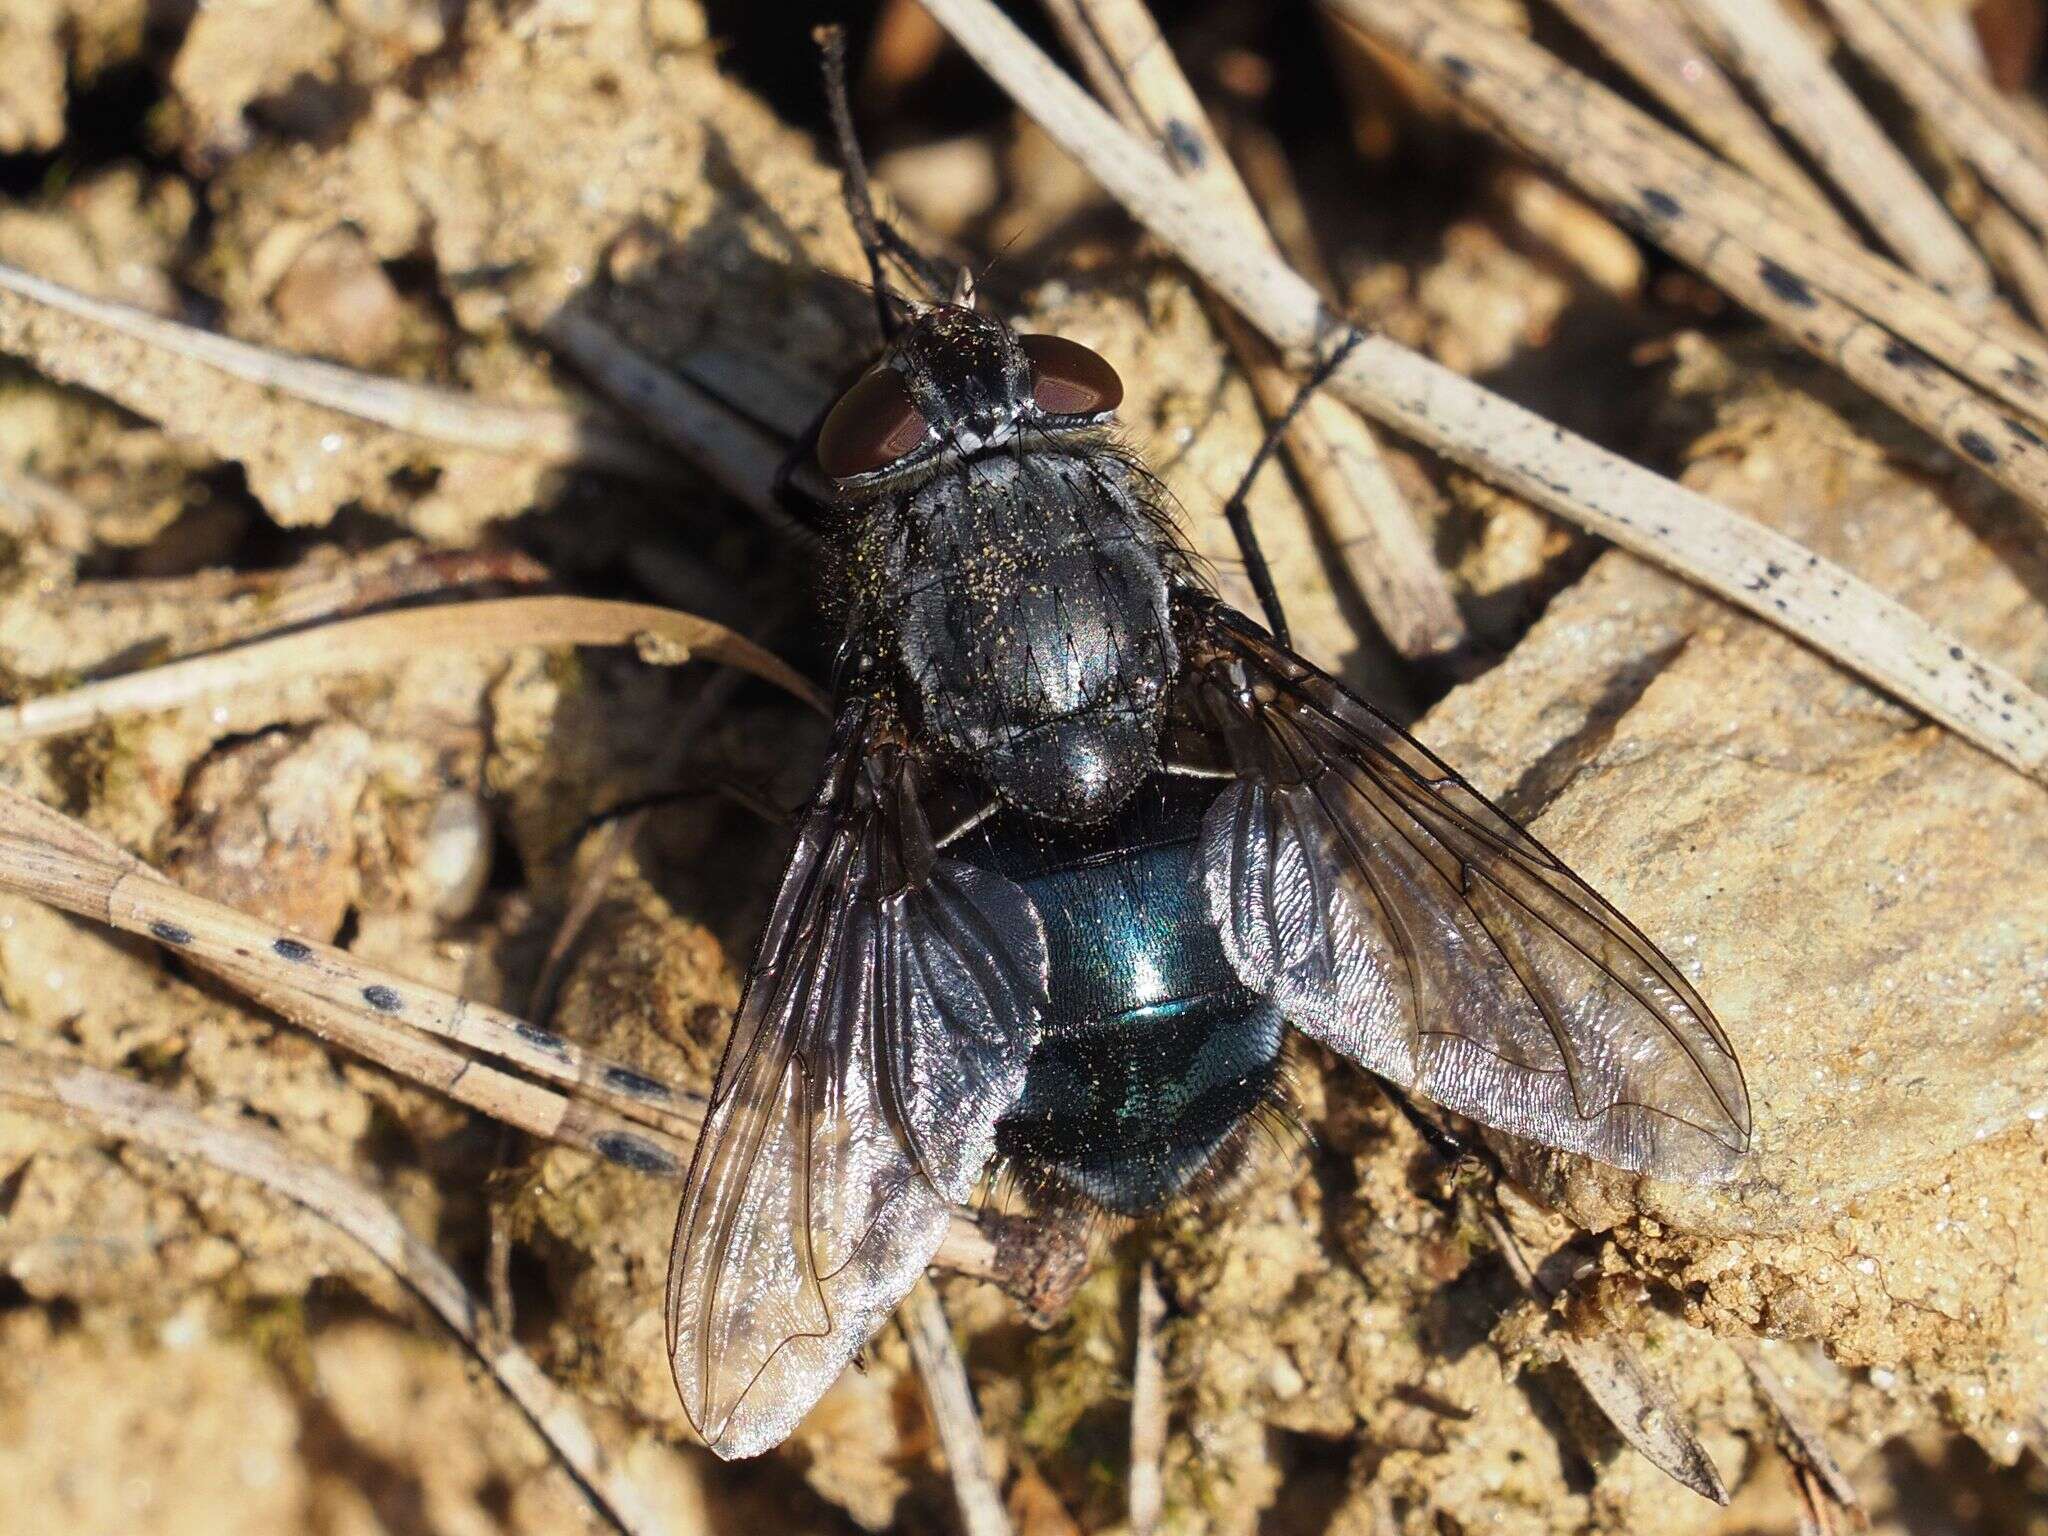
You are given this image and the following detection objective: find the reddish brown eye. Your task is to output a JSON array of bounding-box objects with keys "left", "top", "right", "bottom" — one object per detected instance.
[
  {"left": 1020, "top": 333, "right": 1123, "bottom": 417},
  {"left": 816, "top": 365, "right": 930, "bottom": 479}
]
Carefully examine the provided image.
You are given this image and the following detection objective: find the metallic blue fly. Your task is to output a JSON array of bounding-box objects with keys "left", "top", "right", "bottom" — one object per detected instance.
[{"left": 666, "top": 40, "right": 1750, "bottom": 1462}]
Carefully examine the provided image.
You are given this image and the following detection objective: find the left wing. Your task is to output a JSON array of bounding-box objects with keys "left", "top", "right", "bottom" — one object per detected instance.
[
  {"left": 667, "top": 706, "right": 1047, "bottom": 1458},
  {"left": 1182, "top": 596, "right": 1750, "bottom": 1181}
]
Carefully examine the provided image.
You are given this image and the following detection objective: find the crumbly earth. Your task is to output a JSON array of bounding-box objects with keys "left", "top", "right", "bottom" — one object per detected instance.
[{"left": 0, "top": 3, "right": 2043, "bottom": 1535}]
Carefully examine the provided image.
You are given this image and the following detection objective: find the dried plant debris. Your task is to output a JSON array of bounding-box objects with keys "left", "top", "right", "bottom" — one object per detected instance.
[{"left": 2, "top": 3, "right": 2047, "bottom": 1535}]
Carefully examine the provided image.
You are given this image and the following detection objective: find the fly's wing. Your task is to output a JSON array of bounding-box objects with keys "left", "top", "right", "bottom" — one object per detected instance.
[
  {"left": 666, "top": 705, "right": 1048, "bottom": 1458},
  {"left": 1185, "top": 598, "right": 1750, "bottom": 1180}
]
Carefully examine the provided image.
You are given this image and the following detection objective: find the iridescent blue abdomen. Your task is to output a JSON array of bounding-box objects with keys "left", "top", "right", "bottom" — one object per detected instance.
[{"left": 956, "top": 776, "right": 1284, "bottom": 1215}]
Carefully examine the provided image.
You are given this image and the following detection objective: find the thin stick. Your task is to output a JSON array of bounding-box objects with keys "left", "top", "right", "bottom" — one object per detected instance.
[
  {"left": 539, "top": 309, "right": 802, "bottom": 535},
  {"left": 0, "top": 262, "right": 669, "bottom": 480},
  {"left": 1732, "top": 1340, "right": 1863, "bottom": 1514},
  {"left": 1873, "top": 0, "right": 2048, "bottom": 196},
  {"left": 917, "top": 0, "right": 2048, "bottom": 782},
  {"left": 0, "top": 594, "right": 825, "bottom": 744},
  {"left": 1338, "top": 2, "right": 2048, "bottom": 523},
  {"left": 0, "top": 784, "right": 699, "bottom": 1145},
  {"left": 1338, "top": 0, "right": 2048, "bottom": 429},
  {"left": 1814, "top": 0, "right": 2048, "bottom": 239},
  {"left": 74, "top": 547, "right": 552, "bottom": 661},
  {"left": 1548, "top": 0, "right": 1846, "bottom": 225},
  {"left": 0, "top": 782, "right": 1008, "bottom": 1279},
  {"left": 1671, "top": 0, "right": 1993, "bottom": 299},
  {"left": 899, "top": 1279, "right": 1014, "bottom": 1536},
  {"left": 0, "top": 1042, "right": 678, "bottom": 1536},
  {"left": 1975, "top": 198, "right": 2048, "bottom": 328},
  {"left": 1043, "top": 0, "right": 1467, "bottom": 660},
  {"left": 0, "top": 793, "right": 696, "bottom": 1172},
  {"left": 1795, "top": 1463, "right": 1843, "bottom": 1536},
  {"left": 1127, "top": 1259, "right": 1167, "bottom": 1536},
  {"left": 224, "top": 950, "right": 695, "bottom": 1175},
  {"left": 1479, "top": 1205, "right": 1729, "bottom": 1503}
]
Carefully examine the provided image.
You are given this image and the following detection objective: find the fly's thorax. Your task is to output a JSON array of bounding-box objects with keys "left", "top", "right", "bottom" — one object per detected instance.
[{"left": 850, "top": 445, "right": 1180, "bottom": 823}]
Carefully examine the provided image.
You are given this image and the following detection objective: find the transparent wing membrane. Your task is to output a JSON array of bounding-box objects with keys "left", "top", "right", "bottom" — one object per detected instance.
[
  {"left": 667, "top": 711, "right": 1047, "bottom": 1458},
  {"left": 1187, "top": 599, "right": 1749, "bottom": 1180}
]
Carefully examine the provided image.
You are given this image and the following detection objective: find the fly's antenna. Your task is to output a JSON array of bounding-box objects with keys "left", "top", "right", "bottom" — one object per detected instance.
[{"left": 814, "top": 25, "right": 955, "bottom": 336}]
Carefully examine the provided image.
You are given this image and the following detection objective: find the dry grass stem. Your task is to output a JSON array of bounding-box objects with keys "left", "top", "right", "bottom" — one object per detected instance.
[
  {"left": 0, "top": 782, "right": 1012, "bottom": 1279},
  {"left": 1880, "top": 0, "right": 2048, "bottom": 172},
  {"left": 0, "top": 782, "right": 700, "bottom": 1145},
  {"left": 1974, "top": 198, "right": 2048, "bottom": 328},
  {"left": 899, "top": 1280, "right": 1014, "bottom": 1536},
  {"left": 1343, "top": 0, "right": 2048, "bottom": 427},
  {"left": 920, "top": 0, "right": 2048, "bottom": 783},
  {"left": 72, "top": 547, "right": 551, "bottom": 660},
  {"left": 1815, "top": 0, "right": 2048, "bottom": 239},
  {"left": 0, "top": 594, "right": 825, "bottom": 744},
  {"left": 540, "top": 309, "right": 802, "bottom": 535},
  {"left": 0, "top": 262, "right": 670, "bottom": 480},
  {"left": 1733, "top": 1340, "right": 1863, "bottom": 1514},
  {"left": 6, "top": 792, "right": 695, "bottom": 1168},
  {"left": 1548, "top": 0, "right": 1845, "bottom": 224},
  {"left": 0, "top": 1041, "right": 681, "bottom": 1536},
  {"left": 1670, "top": 0, "right": 1993, "bottom": 298},
  {"left": 1127, "top": 1259, "right": 1167, "bottom": 1536},
  {"left": 1042, "top": 0, "right": 1468, "bottom": 660},
  {"left": 1480, "top": 1205, "right": 1729, "bottom": 1503},
  {"left": 1344, "top": 0, "right": 2048, "bottom": 523}
]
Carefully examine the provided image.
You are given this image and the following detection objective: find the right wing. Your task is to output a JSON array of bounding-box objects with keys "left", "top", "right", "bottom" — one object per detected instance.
[
  {"left": 1185, "top": 598, "right": 1749, "bottom": 1181},
  {"left": 666, "top": 705, "right": 1048, "bottom": 1459}
]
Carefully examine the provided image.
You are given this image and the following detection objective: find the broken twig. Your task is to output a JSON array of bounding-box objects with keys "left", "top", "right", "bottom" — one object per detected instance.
[
  {"left": 1480, "top": 1205, "right": 1729, "bottom": 1503},
  {"left": 0, "top": 786, "right": 1023, "bottom": 1286},
  {"left": 1670, "top": 0, "right": 1992, "bottom": 298},
  {"left": 1042, "top": 0, "right": 1467, "bottom": 661},
  {"left": 900, "top": 1279, "right": 1013, "bottom": 1536},
  {"left": 0, "top": 261, "right": 669, "bottom": 480},
  {"left": 1128, "top": 1259, "right": 1168, "bottom": 1536}
]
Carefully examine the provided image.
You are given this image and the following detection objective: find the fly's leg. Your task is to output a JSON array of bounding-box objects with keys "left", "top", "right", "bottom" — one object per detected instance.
[
  {"left": 815, "top": 26, "right": 951, "bottom": 340},
  {"left": 572, "top": 775, "right": 792, "bottom": 847},
  {"left": 1374, "top": 1077, "right": 1473, "bottom": 1167},
  {"left": 1217, "top": 326, "right": 1367, "bottom": 648},
  {"left": 799, "top": 23, "right": 957, "bottom": 520}
]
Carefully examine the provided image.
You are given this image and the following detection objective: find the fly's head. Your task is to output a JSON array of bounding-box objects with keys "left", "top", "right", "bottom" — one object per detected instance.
[{"left": 815, "top": 304, "right": 1124, "bottom": 495}]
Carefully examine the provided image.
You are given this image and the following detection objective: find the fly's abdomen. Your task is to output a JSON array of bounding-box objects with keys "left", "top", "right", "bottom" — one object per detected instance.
[
  {"left": 960, "top": 777, "right": 1284, "bottom": 1216},
  {"left": 996, "top": 986, "right": 1283, "bottom": 1217}
]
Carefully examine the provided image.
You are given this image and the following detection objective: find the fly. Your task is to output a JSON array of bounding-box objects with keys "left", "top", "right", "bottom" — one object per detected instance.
[{"left": 666, "top": 38, "right": 1750, "bottom": 1461}]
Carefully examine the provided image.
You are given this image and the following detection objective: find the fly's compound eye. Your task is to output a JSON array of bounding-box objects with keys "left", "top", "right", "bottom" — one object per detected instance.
[
  {"left": 816, "top": 364, "right": 931, "bottom": 480},
  {"left": 1019, "top": 333, "right": 1123, "bottom": 417}
]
